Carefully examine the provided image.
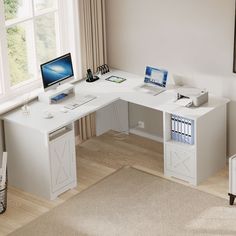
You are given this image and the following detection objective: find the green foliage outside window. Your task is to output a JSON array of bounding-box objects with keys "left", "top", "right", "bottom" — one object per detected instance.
[
  {"left": 4, "top": 0, "right": 57, "bottom": 86},
  {"left": 36, "top": 15, "right": 57, "bottom": 66},
  {"left": 4, "top": 0, "right": 18, "bottom": 20},
  {"left": 7, "top": 26, "right": 30, "bottom": 86},
  {"left": 4, "top": 0, "right": 30, "bottom": 86}
]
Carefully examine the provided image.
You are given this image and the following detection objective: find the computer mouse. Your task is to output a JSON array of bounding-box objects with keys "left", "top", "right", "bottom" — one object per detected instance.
[{"left": 43, "top": 111, "right": 53, "bottom": 119}]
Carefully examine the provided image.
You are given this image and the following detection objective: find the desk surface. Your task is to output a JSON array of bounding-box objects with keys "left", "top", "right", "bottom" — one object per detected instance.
[{"left": 2, "top": 70, "right": 229, "bottom": 134}]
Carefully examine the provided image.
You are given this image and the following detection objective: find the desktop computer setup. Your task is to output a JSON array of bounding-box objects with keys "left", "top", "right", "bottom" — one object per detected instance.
[{"left": 38, "top": 53, "right": 96, "bottom": 116}]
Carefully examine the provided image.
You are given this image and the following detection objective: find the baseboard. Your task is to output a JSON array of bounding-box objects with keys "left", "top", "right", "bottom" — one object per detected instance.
[
  {"left": 76, "top": 130, "right": 163, "bottom": 144},
  {"left": 129, "top": 128, "right": 163, "bottom": 143}
]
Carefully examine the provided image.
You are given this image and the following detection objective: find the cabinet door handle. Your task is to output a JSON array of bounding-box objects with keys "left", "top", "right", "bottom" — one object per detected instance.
[{"left": 49, "top": 126, "right": 72, "bottom": 141}]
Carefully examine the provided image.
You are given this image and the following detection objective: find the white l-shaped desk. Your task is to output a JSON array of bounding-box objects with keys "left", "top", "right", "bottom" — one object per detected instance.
[{"left": 2, "top": 70, "right": 229, "bottom": 199}]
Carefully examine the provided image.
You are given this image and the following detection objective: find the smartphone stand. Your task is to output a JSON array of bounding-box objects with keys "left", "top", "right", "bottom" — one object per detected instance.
[{"left": 86, "top": 76, "right": 99, "bottom": 83}]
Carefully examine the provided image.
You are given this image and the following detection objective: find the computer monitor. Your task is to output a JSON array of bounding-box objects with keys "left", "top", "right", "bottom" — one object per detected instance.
[
  {"left": 40, "top": 53, "right": 74, "bottom": 91},
  {"left": 144, "top": 66, "right": 168, "bottom": 87}
]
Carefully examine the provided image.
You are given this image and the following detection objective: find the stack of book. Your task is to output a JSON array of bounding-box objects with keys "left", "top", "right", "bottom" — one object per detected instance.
[
  {"left": 51, "top": 93, "right": 68, "bottom": 103},
  {"left": 171, "top": 115, "right": 194, "bottom": 145}
]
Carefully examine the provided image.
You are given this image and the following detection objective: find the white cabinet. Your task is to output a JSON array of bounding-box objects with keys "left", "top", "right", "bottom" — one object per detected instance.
[
  {"left": 163, "top": 102, "right": 227, "bottom": 185},
  {"left": 165, "top": 142, "right": 196, "bottom": 184},
  {"left": 49, "top": 127, "right": 76, "bottom": 194},
  {"left": 4, "top": 121, "right": 77, "bottom": 200}
]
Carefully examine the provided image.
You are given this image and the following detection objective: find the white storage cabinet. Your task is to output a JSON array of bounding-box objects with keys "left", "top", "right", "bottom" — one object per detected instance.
[
  {"left": 163, "top": 103, "right": 227, "bottom": 185},
  {"left": 4, "top": 121, "right": 77, "bottom": 200}
]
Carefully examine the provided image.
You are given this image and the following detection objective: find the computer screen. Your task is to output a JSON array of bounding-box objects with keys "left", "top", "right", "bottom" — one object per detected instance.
[
  {"left": 144, "top": 66, "right": 168, "bottom": 87},
  {"left": 40, "top": 53, "right": 74, "bottom": 91}
]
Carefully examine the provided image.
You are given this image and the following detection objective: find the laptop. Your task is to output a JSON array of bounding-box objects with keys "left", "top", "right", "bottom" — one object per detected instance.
[{"left": 137, "top": 66, "right": 168, "bottom": 96}]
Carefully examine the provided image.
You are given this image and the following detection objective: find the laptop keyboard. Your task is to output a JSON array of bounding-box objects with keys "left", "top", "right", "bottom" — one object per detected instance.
[{"left": 139, "top": 84, "right": 165, "bottom": 95}]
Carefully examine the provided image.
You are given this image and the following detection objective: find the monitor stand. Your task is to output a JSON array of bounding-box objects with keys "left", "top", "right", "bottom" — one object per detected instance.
[{"left": 38, "top": 83, "right": 75, "bottom": 104}]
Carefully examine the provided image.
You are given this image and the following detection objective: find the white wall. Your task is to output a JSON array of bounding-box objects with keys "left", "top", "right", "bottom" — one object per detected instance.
[
  {"left": 129, "top": 104, "right": 163, "bottom": 138},
  {"left": 105, "top": 0, "right": 236, "bottom": 155}
]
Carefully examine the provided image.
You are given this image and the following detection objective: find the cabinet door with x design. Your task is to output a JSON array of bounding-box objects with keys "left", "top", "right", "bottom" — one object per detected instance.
[
  {"left": 165, "top": 143, "right": 196, "bottom": 184},
  {"left": 49, "top": 127, "right": 76, "bottom": 195}
]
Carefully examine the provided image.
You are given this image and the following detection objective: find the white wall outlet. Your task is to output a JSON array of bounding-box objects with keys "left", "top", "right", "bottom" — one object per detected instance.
[{"left": 138, "top": 121, "right": 145, "bottom": 129}]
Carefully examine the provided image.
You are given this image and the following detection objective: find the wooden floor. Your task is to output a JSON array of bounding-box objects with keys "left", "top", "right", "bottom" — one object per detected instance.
[{"left": 0, "top": 131, "right": 229, "bottom": 235}]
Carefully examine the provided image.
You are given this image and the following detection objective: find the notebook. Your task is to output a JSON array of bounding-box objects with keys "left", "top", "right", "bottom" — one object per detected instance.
[{"left": 137, "top": 66, "right": 168, "bottom": 96}]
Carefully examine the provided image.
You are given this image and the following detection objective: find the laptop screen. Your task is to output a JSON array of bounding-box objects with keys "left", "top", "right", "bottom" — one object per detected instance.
[{"left": 144, "top": 66, "right": 168, "bottom": 87}]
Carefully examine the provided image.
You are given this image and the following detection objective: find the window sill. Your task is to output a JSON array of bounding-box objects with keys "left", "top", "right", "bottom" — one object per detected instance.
[
  {"left": 0, "top": 88, "right": 43, "bottom": 116},
  {"left": 0, "top": 78, "right": 83, "bottom": 116}
]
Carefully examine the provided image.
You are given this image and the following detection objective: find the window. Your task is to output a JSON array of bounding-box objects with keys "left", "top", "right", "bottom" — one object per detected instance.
[{"left": 0, "top": 0, "right": 80, "bottom": 102}]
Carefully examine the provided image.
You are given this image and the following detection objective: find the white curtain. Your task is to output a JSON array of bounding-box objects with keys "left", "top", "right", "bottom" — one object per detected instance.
[
  {"left": 76, "top": 0, "right": 107, "bottom": 144},
  {"left": 75, "top": 112, "right": 96, "bottom": 144},
  {"left": 79, "top": 0, "right": 107, "bottom": 76}
]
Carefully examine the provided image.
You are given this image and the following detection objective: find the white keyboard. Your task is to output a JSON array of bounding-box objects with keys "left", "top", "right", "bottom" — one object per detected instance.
[{"left": 64, "top": 95, "right": 96, "bottom": 110}]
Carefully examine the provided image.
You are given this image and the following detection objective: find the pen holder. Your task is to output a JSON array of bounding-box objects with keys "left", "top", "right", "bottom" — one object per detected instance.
[
  {"left": 21, "top": 104, "right": 30, "bottom": 115},
  {"left": 0, "top": 170, "right": 7, "bottom": 214}
]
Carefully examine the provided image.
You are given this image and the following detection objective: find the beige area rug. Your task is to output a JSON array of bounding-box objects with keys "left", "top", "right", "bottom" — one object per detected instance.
[{"left": 9, "top": 167, "right": 236, "bottom": 236}]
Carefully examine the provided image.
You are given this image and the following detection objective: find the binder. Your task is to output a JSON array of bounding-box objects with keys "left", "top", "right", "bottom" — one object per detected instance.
[
  {"left": 190, "top": 119, "right": 194, "bottom": 145},
  {"left": 178, "top": 116, "right": 182, "bottom": 142},
  {"left": 187, "top": 119, "right": 191, "bottom": 144},
  {"left": 173, "top": 115, "right": 178, "bottom": 141},
  {"left": 179, "top": 116, "right": 183, "bottom": 143},
  {"left": 177, "top": 116, "right": 181, "bottom": 142},
  {"left": 181, "top": 117, "right": 185, "bottom": 143},
  {"left": 171, "top": 115, "right": 175, "bottom": 140},
  {"left": 187, "top": 118, "right": 194, "bottom": 145},
  {"left": 170, "top": 115, "right": 194, "bottom": 145},
  {"left": 184, "top": 118, "right": 188, "bottom": 143}
]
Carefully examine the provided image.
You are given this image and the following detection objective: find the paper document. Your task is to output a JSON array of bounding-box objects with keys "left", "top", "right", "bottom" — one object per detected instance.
[
  {"left": 174, "top": 98, "right": 192, "bottom": 107},
  {"left": 0, "top": 152, "right": 7, "bottom": 187}
]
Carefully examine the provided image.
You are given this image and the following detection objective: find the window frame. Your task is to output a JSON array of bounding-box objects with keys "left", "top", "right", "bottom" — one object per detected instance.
[{"left": 0, "top": 0, "right": 81, "bottom": 103}]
